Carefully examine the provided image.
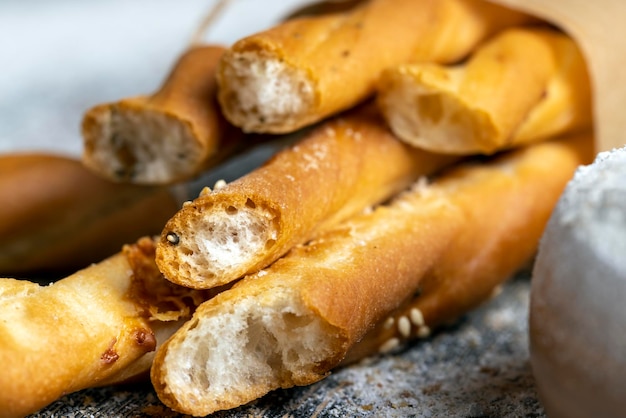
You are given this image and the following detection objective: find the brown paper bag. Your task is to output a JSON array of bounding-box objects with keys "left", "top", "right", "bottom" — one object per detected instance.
[{"left": 490, "top": 0, "right": 626, "bottom": 152}]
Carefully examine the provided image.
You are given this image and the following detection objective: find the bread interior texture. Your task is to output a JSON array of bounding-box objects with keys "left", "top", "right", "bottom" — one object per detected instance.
[
  {"left": 172, "top": 201, "right": 278, "bottom": 283},
  {"left": 86, "top": 106, "right": 201, "bottom": 183},
  {"left": 219, "top": 51, "right": 314, "bottom": 132},
  {"left": 161, "top": 288, "right": 337, "bottom": 408}
]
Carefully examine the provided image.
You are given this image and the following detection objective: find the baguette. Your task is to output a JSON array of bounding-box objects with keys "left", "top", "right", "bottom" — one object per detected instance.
[
  {"left": 216, "top": 0, "right": 535, "bottom": 133},
  {"left": 0, "top": 154, "right": 178, "bottom": 275},
  {"left": 0, "top": 238, "right": 211, "bottom": 418},
  {"left": 377, "top": 27, "right": 592, "bottom": 154},
  {"left": 156, "top": 104, "right": 457, "bottom": 289},
  {"left": 151, "top": 133, "right": 593, "bottom": 417},
  {"left": 82, "top": 45, "right": 243, "bottom": 185}
]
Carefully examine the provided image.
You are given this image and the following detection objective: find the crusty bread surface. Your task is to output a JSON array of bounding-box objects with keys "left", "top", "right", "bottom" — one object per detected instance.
[
  {"left": 217, "top": 0, "right": 535, "bottom": 133},
  {"left": 344, "top": 132, "right": 594, "bottom": 362},
  {"left": 152, "top": 168, "right": 462, "bottom": 416},
  {"left": 0, "top": 238, "right": 209, "bottom": 417},
  {"left": 156, "top": 104, "right": 456, "bottom": 289},
  {"left": 82, "top": 45, "right": 242, "bottom": 184},
  {"left": 0, "top": 253, "right": 150, "bottom": 418},
  {"left": 152, "top": 133, "right": 593, "bottom": 416},
  {"left": 377, "top": 28, "right": 592, "bottom": 154}
]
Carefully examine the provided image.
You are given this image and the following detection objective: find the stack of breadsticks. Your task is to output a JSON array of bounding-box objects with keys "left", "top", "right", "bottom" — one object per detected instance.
[{"left": 0, "top": 0, "right": 598, "bottom": 416}]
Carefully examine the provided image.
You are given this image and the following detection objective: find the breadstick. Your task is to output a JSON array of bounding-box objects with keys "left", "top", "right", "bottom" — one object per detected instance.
[
  {"left": 342, "top": 133, "right": 594, "bottom": 363},
  {"left": 156, "top": 104, "right": 457, "bottom": 289},
  {"left": 0, "top": 238, "right": 211, "bottom": 418},
  {"left": 377, "top": 28, "right": 592, "bottom": 154},
  {"left": 216, "top": 0, "right": 535, "bottom": 133},
  {"left": 0, "top": 153, "right": 178, "bottom": 275},
  {"left": 82, "top": 45, "right": 243, "bottom": 185},
  {"left": 151, "top": 133, "right": 593, "bottom": 417}
]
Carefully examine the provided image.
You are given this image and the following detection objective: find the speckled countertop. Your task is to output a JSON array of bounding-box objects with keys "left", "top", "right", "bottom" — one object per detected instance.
[{"left": 3, "top": 2, "right": 546, "bottom": 417}]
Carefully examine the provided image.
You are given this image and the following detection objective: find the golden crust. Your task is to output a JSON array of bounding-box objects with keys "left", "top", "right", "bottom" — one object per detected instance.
[
  {"left": 151, "top": 164, "right": 462, "bottom": 416},
  {"left": 343, "top": 132, "right": 594, "bottom": 363},
  {"left": 152, "top": 133, "right": 593, "bottom": 417},
  {"left": 0, "top": 253, "right": 151, "bottom": 417},
  {"left": 156, "top": 104, "right": 457, "bottom": 289},
  {"left": 217, "top": 0, "right": 535, "bottom": 133},
  {"left": 0, "top": 238, "right": 210, "bottom": 417},
  {"left": 377, "top": 28, "right": 592, "bottom": 154}
]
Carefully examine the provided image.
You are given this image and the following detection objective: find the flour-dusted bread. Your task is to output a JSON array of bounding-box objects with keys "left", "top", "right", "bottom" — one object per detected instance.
[
  {"left": 151, "top": 133, "right": 593, "bottom": 416},
  {"left": 216, "top": 0, "right": 534, "bottom": 133},
  {"left": 0, "top": 238, "right": 210, "bottom": 417},
  {"left": 530, "top": 146, "right": 626, "bottom": 418},
  {"left": 377, "top": 28, "right": 592, "bottom": 155},
  {"left": 156, "top": 104, "right": 457, "bottom": 289},
  {"left": 82, "top": 45, "right": 243, "bottom": 185}
]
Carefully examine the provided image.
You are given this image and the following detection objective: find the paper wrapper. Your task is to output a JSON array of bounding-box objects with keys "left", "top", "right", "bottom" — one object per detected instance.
[{"left": 489, "top": 0, "right": 626, "bottom": 152}]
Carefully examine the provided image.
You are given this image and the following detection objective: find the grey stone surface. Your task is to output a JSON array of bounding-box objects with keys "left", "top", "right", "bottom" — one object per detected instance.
[{"left": 31, "top": 273, "right": 545, "bottom": 417}]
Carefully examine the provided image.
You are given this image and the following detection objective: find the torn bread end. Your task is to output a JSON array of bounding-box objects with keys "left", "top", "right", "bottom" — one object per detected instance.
[
  {"left": 157, "top": 198, "right": 279, "bottom": 289},
  {"left": 153, "top": 287, "right": 339, "bottom": 415},
  {"left": 82, "top": 102, "right": 203, "bottom": 184},
  {"left": 217, "top": 50, "right": 315, "bottom": 134},
  {"left": 378, "top": 66, "right": 498, "bottom": 155}
]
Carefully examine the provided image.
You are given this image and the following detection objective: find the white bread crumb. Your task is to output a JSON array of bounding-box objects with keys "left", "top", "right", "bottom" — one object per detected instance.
[
  {"left": 159, "top": 286, "right": 337, "bottom": 412},
  {"left": 171, "top": 201, "right": 277, "bottom": 284},
  {"left": 219, "top": 51, "right": 314, "bottom": 133},
  {"left": 86, "top": 106, "right": 201, "bottom": 183}
]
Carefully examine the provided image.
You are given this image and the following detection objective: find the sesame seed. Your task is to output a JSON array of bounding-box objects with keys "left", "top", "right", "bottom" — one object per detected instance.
[
  {"left": 214, "top": 179, "right": 227, "bottom": 190},
  {"left": 417, "top": 326, "right": 431, "bottom": 339},
  {"left": 410, "top": 308, "right": 424, "bottom": 327},
  {"left": 166, "top": 232, "right": 180, "bottom": 245},
  {"left": 379, "top": 338, "right": 400, "bottom": 354},
  {"left": 383, "top": 317, "right": 395, "bottom": 330},
  {"left": 199, "top": 186, "right": 212, "bottom": 196},
  {"left": 398, "top": 316, "right": 411, "bottom": 338}
]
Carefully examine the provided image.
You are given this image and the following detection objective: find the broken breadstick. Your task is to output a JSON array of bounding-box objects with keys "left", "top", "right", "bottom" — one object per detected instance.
[
  {"left": 0, "top": 238, "right": 212, "bottom": 418},
  {"left": 217, "top": 0, "right": 535, "bottom": 133},
  {"left": 156, "top": 104, "right": 457, "bottom": 289},
  {"left": 82, "top": 45, "right": 243, "bottom": 185},
  {"left": 151, "top": 133, "right": 593, "bottom": 417},
  {"left": 0, "top": 153, "right": 179, "bottom": 275},
  {"left": 377, "top": 27, "right": 592, "bottom": 154}
]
